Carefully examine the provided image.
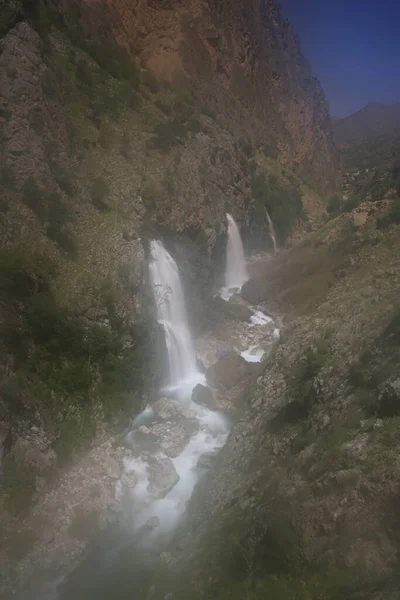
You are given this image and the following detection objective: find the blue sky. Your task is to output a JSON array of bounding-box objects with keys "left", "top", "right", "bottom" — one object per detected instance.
[{"left": 280, "top": 0, "right": 400, "bottom": 117}]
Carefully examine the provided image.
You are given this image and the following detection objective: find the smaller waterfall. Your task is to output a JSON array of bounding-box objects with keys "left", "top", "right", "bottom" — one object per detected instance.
[
  {"left": 265, "top": 209, "right": 277, "bottom": 253},
  {"left": 149, "top": 240, "right": 201, "bottom": 391},
  {"left": 225, "top": 213, "right": 249, "bottom": 290}
]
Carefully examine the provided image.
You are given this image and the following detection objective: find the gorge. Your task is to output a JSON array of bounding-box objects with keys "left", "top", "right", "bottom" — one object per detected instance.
[{"left": 1, "top": 1, "right": 400, "bottom": 600}]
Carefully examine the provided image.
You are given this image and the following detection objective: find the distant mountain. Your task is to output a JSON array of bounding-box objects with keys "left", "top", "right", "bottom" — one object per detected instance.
[{"left": 333, "top": 102, "right": 400, "bottom": 170}]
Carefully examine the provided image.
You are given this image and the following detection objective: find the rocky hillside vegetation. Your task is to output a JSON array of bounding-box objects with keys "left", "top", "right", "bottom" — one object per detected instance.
[
  {"left": 0, "top": 0, "right": 337, "bottom": 497},
  {"left": 334, "top": 102, "right": 400, "bottom": 171},
  {"left": 148, "top": 200, "right": 400, "bottom": 600},
  {"left": 0, "top": 0, "right": 343, "bottom": 593}
]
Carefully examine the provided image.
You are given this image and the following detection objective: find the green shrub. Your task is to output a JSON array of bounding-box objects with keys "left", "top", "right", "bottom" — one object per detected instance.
[
  {"left": 0, "top": 162, "right": 16, "bottom": 190},
  {"left": 153, "top": 119, "right": 187, "bottom": 151},
  {"left": 90, "top": 176, "right": 110, "bottom": 211},
  {"left": 200, "top": 106, "right": 217, "bottom": 121},
  {"left": 155, "top": 100, "right": 172, "bottom": 116},
  {"left": 280, "top": 336, "right": 331, "bottom": 425},
  {"left": 49, "top": 160, "right": 74, "bottom": 196},
  {"left": 141, "top": 69, "right": 160, "bottom": 93},
  {"left": 46, "top": 225, "right": 78, "bottom": 258},
  {"left": 377, "top": 197, "right": 400, "bottom": 229},
  {"left": 175, "top": 100, "right": 195, "bottom": 123},
  {"left": 327, "top": 195, "right": 341, "bottom": 213},
  {"left": 239, "top": 137, "right": 255, "bottom": 158},
  {"left": 0, "top": 456, "right": 37, "bottom": 515},
  {"left": 251, "top": 170, "right": 304, "bottom": 240},
  {"left": 187, "top": 117, "right": 201, "bottom": 134},
  {"left": 22, "top": 176, "right": 46, "bottom": 220},
  {"left": 261, "top": 140, "right": 279, "bottom": 160},
  {"left": 76, "top": 59, "right": 93, "bottom": 86},
  {"left": 341, "top": 194, "right": 361, "bottom": 214}
]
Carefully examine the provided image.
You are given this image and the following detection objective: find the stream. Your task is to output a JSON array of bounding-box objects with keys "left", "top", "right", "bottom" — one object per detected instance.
[{"left": 14, "top": 217, "right": 279, "bottom": 600}]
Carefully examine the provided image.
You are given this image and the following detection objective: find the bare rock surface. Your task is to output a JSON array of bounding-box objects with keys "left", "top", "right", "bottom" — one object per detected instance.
[{"left": 146, "top": 455, "right": 180, "bottom": 499}]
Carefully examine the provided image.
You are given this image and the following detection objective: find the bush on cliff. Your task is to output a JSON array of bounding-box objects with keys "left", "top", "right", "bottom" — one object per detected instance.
[
  {"left": 251, "top": 170, "right": 304, "bottom": 241},
  {"left": 0, "top": 249, "right": 146, "bottom": 463}
]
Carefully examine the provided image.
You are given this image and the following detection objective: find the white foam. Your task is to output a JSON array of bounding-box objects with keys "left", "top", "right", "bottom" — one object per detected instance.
[
  {"left": 250, "top": 309, "right": 273, "bottom": 326},
  {"left": 241, "top": 345, "right": 265, "bottom": 363},
  {"left": 120, "top": 397, "right": 229, "bottom": 537}
]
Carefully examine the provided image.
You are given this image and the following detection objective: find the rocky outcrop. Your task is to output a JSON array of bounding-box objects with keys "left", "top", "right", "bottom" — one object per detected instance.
[
  {"left": 146, "top": 454, "right": 179, "bottom": 499},
  {"left": 162, "top": 212, "right": 400, "bottom": 600},
  {"left": 59, "top": 0, "right": 340, "bottom": 198},
  {"left": 206, "top": 350, "right": 248, "bottom": 390},
  {"left": 191, "top": 383, "right": 219, "bottom": 410}
]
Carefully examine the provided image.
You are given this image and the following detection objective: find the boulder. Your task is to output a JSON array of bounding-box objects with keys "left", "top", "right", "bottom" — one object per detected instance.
[
  {"left": 120, "top": 471, "right": 137, "bottom": 489},
  {"left": 192, "top": 384, "right": 219, "bottom": 410},
  {"left": 147, "top": 421, "right": 197, "bottom": 457},
  {"left": 213, "top": 296, "right": 252, "bottom": 322},
  {"left": 153, "top": 398, "right": 195, "bottom": 420},
  {"left": 241, "top": 277, "right": 268, "bottom": 305},
  {"left": 104, "top": 457, "right": 121, "bottom": 480},
  {"left": 197, "top": 450, "right": 220, "bottom": 469},
  {"left": 146, "top": 455, "right": 179, "bottom": 499},
  {"left": 126, "top": 428, "right": 161, "bottom": 456},
  {"left": 196, "top": 337, "right": 232, "bottom": 370},
  {"left": 206, "top": 350, "right": 247, "bottom": 390}
]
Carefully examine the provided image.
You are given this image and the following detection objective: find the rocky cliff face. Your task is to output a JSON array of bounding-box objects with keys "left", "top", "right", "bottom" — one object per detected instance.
[
  {"left": 59, "top": 0, "right": 339, "bottom": 198},
  {"left": 0, "top": 1, "right": 341, "bottom": 589}
]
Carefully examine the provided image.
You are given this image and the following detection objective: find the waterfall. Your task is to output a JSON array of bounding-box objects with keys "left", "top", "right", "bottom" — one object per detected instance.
[
  {"left": 265, "top": 209, "right": 278, "bottom": 253},
  {"left": 225, "top": 213, "right": 249, "bottom": 291},
  {"left": 149, "top": 240, "right": 200, "bottom": 391}
]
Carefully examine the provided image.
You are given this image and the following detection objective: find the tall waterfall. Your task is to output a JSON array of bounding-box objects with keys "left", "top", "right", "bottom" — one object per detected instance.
[
  {"left": 149, "top": 240, "right": 200, "bottom": 391},
  {"left": 225, "top": 213, "right": 249, "bottom": 290},
  {"left": 265, "top": 209, "right": 278, "bottom": 253}
]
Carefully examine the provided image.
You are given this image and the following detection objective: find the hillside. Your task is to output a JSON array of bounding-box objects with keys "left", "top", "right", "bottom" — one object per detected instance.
[
  {"left": 334, "top": 102, "right": 400, "bottom": 171},
  {"left": 0, "top": 0, "right": 339, "bottom": 587}
]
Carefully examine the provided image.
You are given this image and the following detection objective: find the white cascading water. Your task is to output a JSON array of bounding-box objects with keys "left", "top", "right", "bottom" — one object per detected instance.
[
  {"left": 225, "top": 213, "right": 249, "bottom": 291},
  {"left": 117, "top": 240, "right": 229, "bottom": 539},
  {"left": 265, "top": 209, "right": 278, "bottom": 253},
  {"left": 149, "top": 240, "right": 201, "bottom": 392}
]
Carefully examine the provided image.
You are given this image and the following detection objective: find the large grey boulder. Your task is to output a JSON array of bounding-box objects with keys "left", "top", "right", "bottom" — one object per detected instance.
[
  {"left": 241, "top": 277, "right": 268, "bottom": 305},
  {"left": 147, "top": 421, "right": 197, "bottom": 457},
  {"left": 213, "top": 296, "right": 252, "bottom": 322},
  {"left": 153, "top": 398, "right": 195, "bottom": 420},
  {"left": 146, "top": 455, "right": 180, "bottom": 499},
  {"left": 192, "top": 384, "right": 220, "bottom": 410},
  {"left": 197, "top": 450, "right": 220, "bottom": 469},
  {"left": 206, "top": 350, "right": 247, "bottom": 390}
]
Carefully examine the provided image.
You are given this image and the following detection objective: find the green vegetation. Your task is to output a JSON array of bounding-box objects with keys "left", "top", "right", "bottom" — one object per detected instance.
[
  {"left": 0, "top": 162, "right": 16, "bottom": 190},
  {"left": 90, "top": 176, "right": 111, "bottom": 211},
  {"left": 155, "top": 100, "right": 172, "bottom": 116},
  {"left": 22, "top": 176, "right": 46, "bottom": 220},
  {"left": 0, "top": 456, "right": 37, "bottom": 515},
  {"left": 153, "top": 119, "right": 187, "bottom": 151},
  {"left": 377, "top": 196, "right": 400, "bottom": 229},
  {"left": 326, "top": 195, "right": 341, "bottom": 214},
  {"left": 0, "top": 248, "right": 146, "bottom": 465},
  {"left": 239, "top": 137, "right": 255, "bottom": 158},
  {"left": 279, "top": 335, "right": 331, "bottom": 426},
  {"left": 200, "top": 106, "right": 217, "bottom": 121},
  {"left": 141, "top": 69, "right": 160, "bottom": 94},
  {"left": 251, "top": 170, "right": 304, "bottom": 241}
]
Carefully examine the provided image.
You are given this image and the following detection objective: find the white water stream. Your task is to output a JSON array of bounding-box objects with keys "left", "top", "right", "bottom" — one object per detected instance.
[
  {"left": 149, "top": 240, "right": 202, "bottom": 392},
  {"left": 266, "top": 209, "right": 278, "bottom": 253},
  {"left": 116, "top": 236, "right": 278, "bottom": 542},
  {"left": 224, "top": 213, "right": 249, "bottom": 293}
]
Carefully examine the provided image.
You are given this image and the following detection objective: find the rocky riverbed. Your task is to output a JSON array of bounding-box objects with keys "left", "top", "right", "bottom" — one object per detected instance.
[{"left": 0, "top": 270, "right": 280, "bottom": 598}]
